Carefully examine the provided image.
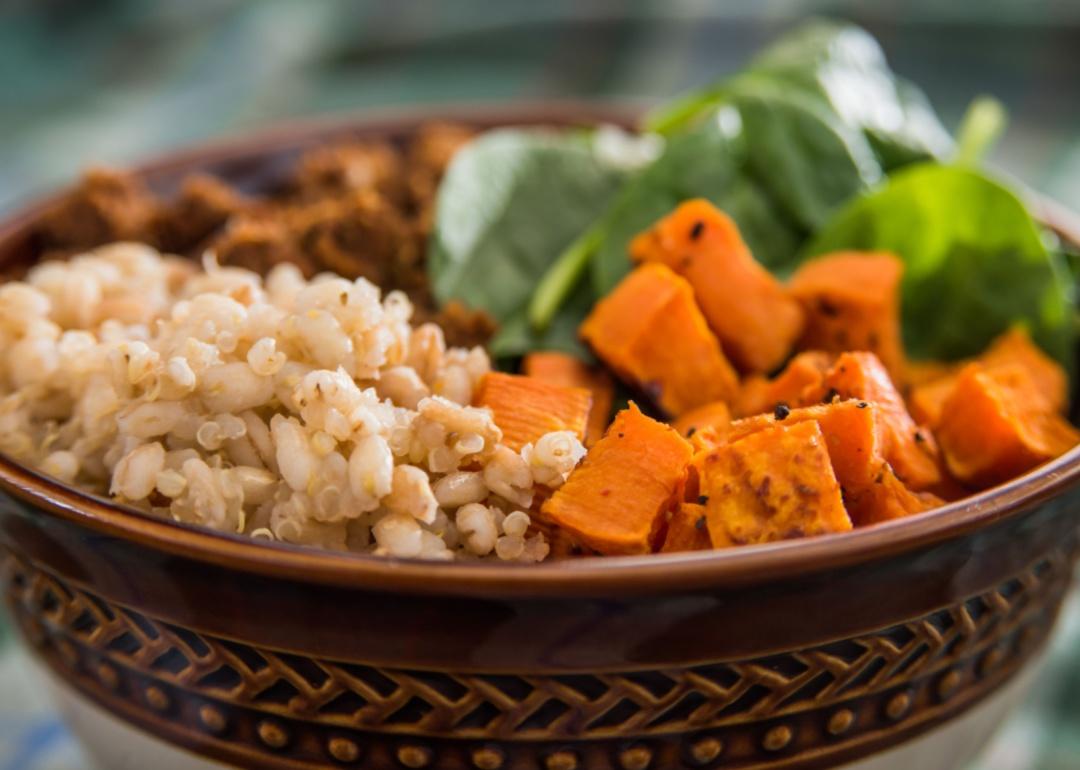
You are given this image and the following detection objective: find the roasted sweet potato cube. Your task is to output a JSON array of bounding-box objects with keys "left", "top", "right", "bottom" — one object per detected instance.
[
  {"left": 734, "top": 351, "right": 834, "bottom": 417},
  {"left": 697, "top": 420, "right": 852, "bottom": 546},
  {"left": 725, "top": 400, "right": 940, "bottom": 526},
  {"left": 810, "top": 352, "right": 941, "bottom": 491},
  {"left": 474, "top": 372, "right": 591, "bottom": 452},
  {"left": 580, "top": 263, "right": 739, "bottom": 416},
  {"left": 904, "top": 359, "right": 958, "bottom": 388},
  {"left": 909, "top": 327, "right": 1068, "bottom": 428},
  {"left": 629, "top": 199, "right": 805, "bottom": 374},
  {"left": 936, "top": 363, "right": 1079, "bottom": 489},
  {"left": 983, "top": 328, "right": 1067, "bottom": 412},
  {"left": 908, "top": 374, "right": 958, "bottom": 428},
  {"left": 672, "top": 401, "right": 731, "bottom": 440},
  {"left": 789, "top": 251, "right": 906, "bottom": 378},
  {"left": 540, "top": 403, "right": 693, "bottom": 555},
  {"left": 659, "top": 502, "right": 713, "bottom": 553},
  {"left": 855, "top": 472, "right": 944, "bottom": 525},
  {"left": 522, "top": 351, "right": 615, "bottom": 446},
  {"left": 803, "top": 401, "right": 940, "bottom": 525}
]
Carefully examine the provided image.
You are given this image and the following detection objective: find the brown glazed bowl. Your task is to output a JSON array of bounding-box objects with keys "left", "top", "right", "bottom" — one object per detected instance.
[{"left": 1, "top": 104, "right": 1080, "bottom": 770}]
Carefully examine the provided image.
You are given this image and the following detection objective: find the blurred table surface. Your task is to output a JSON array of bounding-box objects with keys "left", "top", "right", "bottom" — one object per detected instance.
[{"left": 1, "top": 3, "right": 1079, "bottom": 768}]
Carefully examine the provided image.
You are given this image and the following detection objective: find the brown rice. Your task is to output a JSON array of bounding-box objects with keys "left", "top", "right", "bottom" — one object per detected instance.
[{"left": 0, "top": 242, "right": 586, "bottom": 560}]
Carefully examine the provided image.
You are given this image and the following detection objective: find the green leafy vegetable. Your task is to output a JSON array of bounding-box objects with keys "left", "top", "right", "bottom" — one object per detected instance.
[
  {"left": 527, "top": 221, "right": 604, "bottom": 332},
  {"left": 805, "top": 164, "right": 1074, "bottom": 371},
  {"left": 490, "top": 280, "right": 596, "bottom": 361},
  {"left": 645, "top": 19, "right": 952, "bottom": 170},
  {"left": 727, "top": 79, "right": 881, "bottom": 230},
  {"left": 954, "top": 96, "right": 1008, "bottom": 167},
  {"left": 428, "top": 128, "right": 629, "bottom": 323}
]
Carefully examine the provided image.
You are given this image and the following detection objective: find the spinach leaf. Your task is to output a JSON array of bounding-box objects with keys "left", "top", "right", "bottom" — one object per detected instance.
[
  {"left": 645, "top": 19, "right": 951, "bottom": 170},
  {"left": 866, "top": 77, "right": 954, "bottom": 169},
  {"left": 954, "top": 96, "right": 1007, "bottom": 167},
  {"left": 805, "top": 164, "right": 1075, "bottom": 371},
  {"left": 428, "top": 128, "right": 629, "bottom": 322},
  {"left": 489, "top": 280, "right": 595, "bottom": 362},
  {"left": 728, "top": 78, "right": 882, "bottom": 231},
  {"left": 746, "top": 19, "right": 952, "bottom": 167}
]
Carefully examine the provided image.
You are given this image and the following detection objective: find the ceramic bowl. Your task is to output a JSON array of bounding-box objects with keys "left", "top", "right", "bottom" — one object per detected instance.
[{"left": 1, "top": 104, "right": 1079, "bottom": 770}]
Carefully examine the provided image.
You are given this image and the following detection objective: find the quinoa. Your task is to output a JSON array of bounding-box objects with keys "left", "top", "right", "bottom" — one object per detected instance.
[{"left": 0, "top": 243, "right": 586, "bottom": 561}]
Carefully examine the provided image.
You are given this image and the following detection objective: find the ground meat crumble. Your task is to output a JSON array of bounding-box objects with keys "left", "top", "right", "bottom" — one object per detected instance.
[{"left": 34, "top": 122, "right": 494, "bottom": 348}]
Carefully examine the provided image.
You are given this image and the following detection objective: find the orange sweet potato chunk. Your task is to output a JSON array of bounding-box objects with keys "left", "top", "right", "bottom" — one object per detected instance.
[
  {"left": 908, "top": 375, "right": 959, "bottom": 428},
  {"left": 908, "top": 327, "right": 1068, "bottom": 428},
  {"left": 983, "top": 328, "right": 1068, "bottom": 412},
  {"left": 580, "top": 263, "right": 739, "bottom": 416},
  {"left": 936, "top": 363, "right": 1079, "bottom": 489},
  {"left": 660, "top": 502, "right": 713, "bottom": 553},
  {"left": 672, "top": 401, "right": 731, "bottom": 440},
  {"left": 697, "top": 420, "right": 852, "bottom": 546},
  {"left": 522, "top": 351, "right": 615, "bottom": 446},
  {"left": 734, "top": 351, "right": 834, "bottom": 417},
  {"left": 630, "top": 199, "right": 804, "bottom": 373},
  {"left": 726, "top": 401, "right": 940, "bottom": 526},
  {"left": 811, "top": 352, "right": 941, "bottom": 491},
  {"left": 904, "top": 359, "right": 957, "bottom": 388},
  {"left": 540, "top": 403, "right": 693, "bottom": 555},
  {"left": 788, "top": 251, "right": 906, "bottom": 378},
  {"left": 474, "top": 372, "right": 591, "bottom": 452}
]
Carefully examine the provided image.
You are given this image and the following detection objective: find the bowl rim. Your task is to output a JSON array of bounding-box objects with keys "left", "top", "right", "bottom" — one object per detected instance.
[{"left": 2, "top": 100, "right": 1079, "bottom": 598}]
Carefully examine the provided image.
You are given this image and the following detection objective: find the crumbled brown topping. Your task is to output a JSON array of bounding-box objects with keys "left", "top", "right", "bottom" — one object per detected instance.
[{"left": 34, "top": 123, "right": 494, "bottom": 348}]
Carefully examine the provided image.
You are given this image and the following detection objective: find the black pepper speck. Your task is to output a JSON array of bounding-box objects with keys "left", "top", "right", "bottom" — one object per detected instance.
[{"left": 774, "top": 403, "right": 791, "bottom": 420}]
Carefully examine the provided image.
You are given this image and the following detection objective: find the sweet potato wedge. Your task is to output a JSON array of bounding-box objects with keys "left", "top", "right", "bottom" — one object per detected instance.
[
  {"left": 522, "top": 351, "right": 615, "bottom": 446},
  {"left": 983, "top": 328, "right": 1068, "bottom": 412},
  {"left": 580, "top": 263, "right": 739, "bottom": 416},
  {"left": 726, "top": 400, "right": 940, "bottom": 526},
  {"left": 672, "top": 401, "right": 731, "bottom": 440},
  {"left": 540, "top": 403, "right": 693, "bottom": 555},
  {"left": 659, "top": 502, "right": 713, "bottom": 552},
  {"left": 810, "top": 352, "right": 941, "bottom": 491},
  {"left": 908, "top": 327, "right": 1067, "bottom": 428},
  {"left": 907, "top": 374, "right": 959, "bottom": 428},
  {"left": 630, "top": 199, "right": 804, "bottom": 373},
  {"left": 734, "top": 351, "right": 834, "bottom": 417},
  {"left": 697, "top": 420, "right": 852, "bottom": 545},
  {"left": 789, "top": 251, "right": 906, "bottom": 378},
  {"left": 904, "top": 359, "right": 957, "bottom": 388},
  {"left": 474, "top": 372, "right": 591, "bottom": 452},
  {"left": 935, "top": 363, "right": 1079, "bottom": 489}
]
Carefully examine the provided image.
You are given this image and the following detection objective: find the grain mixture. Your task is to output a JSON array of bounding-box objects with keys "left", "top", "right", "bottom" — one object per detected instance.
[{"left": 0, "top": 243, "right": 585, "bottom": 560}]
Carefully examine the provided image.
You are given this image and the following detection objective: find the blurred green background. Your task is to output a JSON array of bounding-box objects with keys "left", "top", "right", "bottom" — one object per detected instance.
[
  {"left": 2, "top": 0, "right": 1080, "bottom": 212},
  {"left": 0, "top": 2, "right": 1078, "bottom": 769}
]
